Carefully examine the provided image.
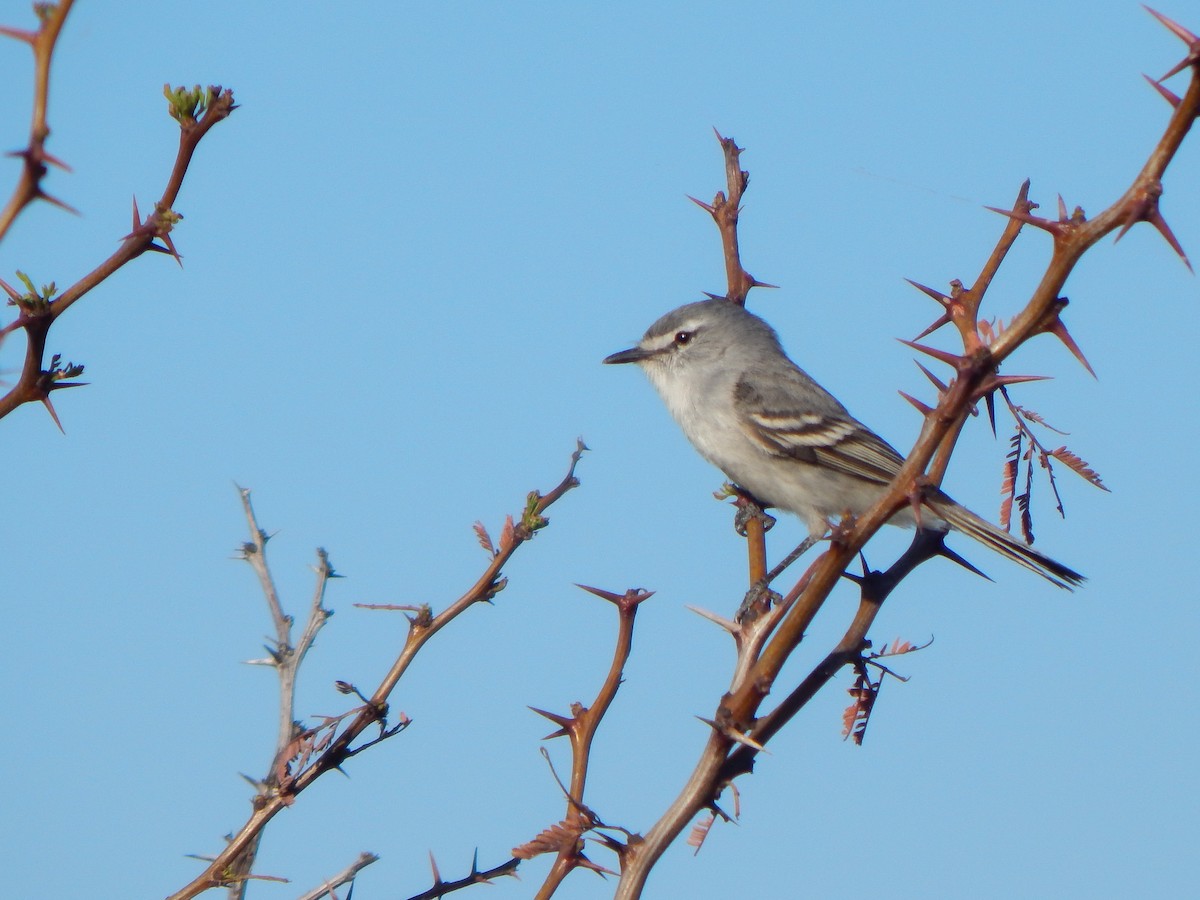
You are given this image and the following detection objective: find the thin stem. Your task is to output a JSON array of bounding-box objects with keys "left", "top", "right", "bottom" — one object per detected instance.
[
  {"left": 0, "top": 0, "right": 75, "bottom": 243},
  {"left": 294, "top": 852, "right": 380, "bottom": 900},
  {"left": 166, "top": 445, "right": 584, "bottom": 900},
  {"left": 535, "top": 588, "right": 649, "bottom": 897}
]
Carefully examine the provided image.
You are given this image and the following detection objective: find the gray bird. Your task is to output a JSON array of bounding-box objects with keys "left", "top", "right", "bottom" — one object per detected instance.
[{"left": 604, "top": 298, "right": 1082, "bottom": 589}]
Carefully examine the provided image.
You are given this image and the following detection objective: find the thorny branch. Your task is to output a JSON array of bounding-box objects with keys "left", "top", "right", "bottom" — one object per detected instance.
[
  {"left": 167, "top": 442, "right": 585, "bottom": 900},
  {"left": 520, "top": 586, "right": 653, "bottom": 897},
  {"left": 0, "top": 1, "right": 236, "bottom": 426},
  {"left": 403, "top": 851, "right": 521, "bottom": 900},
  {"left": 688, "top": 128, "right": 771, "bottom": 307},
  {"left": 0, "top": 0, "right": 75, "bottom": 243},
  {"left": 614, "top": 12, "right": 1200, "bottom": 897}
]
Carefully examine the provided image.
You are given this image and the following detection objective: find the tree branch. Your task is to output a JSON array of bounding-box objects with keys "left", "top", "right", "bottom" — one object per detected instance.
[
  {"left": 614, "top": 18, "right": 1200, "bottom": 896},
  {"left": 167, "top": 443, "right": 585, "bottom": 900}
]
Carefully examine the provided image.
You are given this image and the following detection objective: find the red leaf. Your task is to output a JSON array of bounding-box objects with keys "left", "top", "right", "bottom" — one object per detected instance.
[
  {"left": 1049, "top": 446, "right": 1110, "bottom": 492},
  {"left": 472, "top": 520, "right": 495, "bottom": 556}
]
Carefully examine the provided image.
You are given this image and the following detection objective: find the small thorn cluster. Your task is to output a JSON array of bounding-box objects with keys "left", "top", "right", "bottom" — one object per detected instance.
[
  {"left": 1145, "top": 6, "right": 1200, "bottom": 83},
  {"left": 125, "top": 198, "right": 185, "bottom": 265},
  {"left": 1113, "top": 179, "right": 1192, "bottom": 272}
]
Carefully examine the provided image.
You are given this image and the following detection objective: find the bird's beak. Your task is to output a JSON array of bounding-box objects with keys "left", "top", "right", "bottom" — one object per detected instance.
[{"left": 603, "top": 346, "right": 653, "bottom": 365}]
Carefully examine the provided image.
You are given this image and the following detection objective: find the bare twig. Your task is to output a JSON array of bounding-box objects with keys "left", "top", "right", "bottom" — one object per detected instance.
[
  {"left": 294, "top": 851, "right": 380, "bottom": 900},
  {"left": 167, "top": 443, "right": 585, "bottom": 900},
  {"left": 222, "top": 490, "right": 338, "bottom": 899}
]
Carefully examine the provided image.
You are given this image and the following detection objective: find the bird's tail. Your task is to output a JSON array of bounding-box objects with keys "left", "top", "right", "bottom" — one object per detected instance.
[{"left": 928, "top": 498, "right": 1084, "bottom": 590}]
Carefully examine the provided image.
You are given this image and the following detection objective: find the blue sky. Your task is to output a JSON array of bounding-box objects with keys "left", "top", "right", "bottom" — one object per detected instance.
[{"left": 2, "top": 3, "right": 1196, "bottom": 898}]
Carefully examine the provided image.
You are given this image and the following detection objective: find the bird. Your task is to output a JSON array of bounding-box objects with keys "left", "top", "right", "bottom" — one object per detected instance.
[{"left": 604, "top": 297, "right": 1083, "bottom": 589}]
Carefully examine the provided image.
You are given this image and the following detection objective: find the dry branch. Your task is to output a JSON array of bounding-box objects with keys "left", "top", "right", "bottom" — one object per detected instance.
[
  {"left": 167, "top": 442, "right": 585, "bottom": 899},
  {"left": 294, "top": 852, "right": 380, "bottom": 900}
]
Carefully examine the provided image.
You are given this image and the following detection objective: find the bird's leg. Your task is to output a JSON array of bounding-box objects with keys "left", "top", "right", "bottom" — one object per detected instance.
[
  {"left": 767, "top": 534, "right": 821, "bottom": 582},
  {"left": 732, "top": 491, "right": 776, "bottom": 623},
  {"left": 736, "top": 533, "right": 821, "bottom": 623}
]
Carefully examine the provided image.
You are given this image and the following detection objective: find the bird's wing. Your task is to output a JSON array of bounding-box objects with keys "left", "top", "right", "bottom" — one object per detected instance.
[{"left": 733, "top": 371, "right": 906, "bottom": 486}]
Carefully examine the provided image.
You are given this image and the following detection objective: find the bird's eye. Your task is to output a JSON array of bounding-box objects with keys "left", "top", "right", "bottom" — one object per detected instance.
[{"left": 674, "top": 331, "right": 694, "bottom": 346}]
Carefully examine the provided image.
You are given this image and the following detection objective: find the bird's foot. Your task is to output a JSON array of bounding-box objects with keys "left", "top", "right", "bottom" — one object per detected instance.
[
  {"left": 736, "top": 577, "right": 781, "bottom": 623},
  {"left": 733, "top": 493, "right": 775, "bottom": 537}
]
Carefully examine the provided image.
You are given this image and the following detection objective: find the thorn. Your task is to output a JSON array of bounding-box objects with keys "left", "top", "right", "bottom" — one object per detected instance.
[
  {"left": 159, "top": 231, "right": 184, "bottom": 267},
  {"left": 914, "top": 361, "right": 949, "bottom": 395},
  {"left": 696, "top": 717, "right": 768, "bottom": 753},
  {"left": 840, "top": 569, "right": 864, "bottom": 585},
  {"left": 989, "top": 373, "right": 1051, "bottom": 386},
  {"left": 1159, "top": 53, "right": 1199, "bottom": 83},
  {"left": 574, "top": 584, "right": 653, "bottom": 609},
  {"left": 984, "top": 205, "right": 1063, "bottom": 235},
  {"left": 528, "top": 706, "right": 574, "bottom": 739},
  {"left": 35, "top": 189, "right": 79, "bottom": 216},
  {"left": 574, "top": 854, "right": 619, "bottom": 878},
  {"left": 1144, "top": 73, "right": 1182, "bottom": 107},
  {"left": 428, "top": 850, "right": 442, "bottom": 886},
  {"left": 131, "top": 195, "right": 141, "bottom": 232},
  {"left": 1147, "top": 207, "right": 1193, "bottom": 272},
  {"left": 970, "top": 373, "right": 1051, "bottom": 403},
  {"left": 935, "top": 542, "right": 994, "bottom": 583},
  {"left": 748, "top": 278, "right": 780, "bottom": 289},
  {"left": 702, "top": 291, "right": 728, "bottom": 301},
  {"left": 897, "top": 338, "right": 963, "bottom": 368},
  {"left": 1144, "top": 6, "right": 1198, "bottom": 46},
  {"left": 1042, "top": 312, "right": 1097, "bottom": 378},
  {"left": 687, "top": 194, "right": 716, "bottom": 214},
  {"left": 40, "top": 150, "right": 71, "bottom": 172},
  {"left": 0, "top": 25, "right": 36, "bottom": 44},
  {"left": 913, "top": 312, "right": 952, "bottom": 341},
  {"left": 985, "top": 391, "right": 997, "bottom": 437},
  {"left": 897, "top": 391, "right": 933, "bottom": 416},
  {"left": 1112, "top": 182, "right": 1188, "bottom": 269},
  {"left": 685, "top": 604, "right": 738, "bottom": 634},
  {"left": 41, "top": 394, "right": 65, "bottom": 433},
  {"left": 1056, "top": 194, "right": 1068, "bottom": 221},
  {"left": 903, "top": 278, "right": 951, "bottom": 308}
]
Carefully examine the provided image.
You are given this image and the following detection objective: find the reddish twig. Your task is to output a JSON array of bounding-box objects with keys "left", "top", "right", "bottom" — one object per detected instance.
[
  {"left": 689, "top": 130, "right": 775, "bottom": 306},
  {"left": 521, "top": 585, "right": 652, "bottom": 897},
  {"left": 0, "top": 0, "right": 76, "bottom": 243}
]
